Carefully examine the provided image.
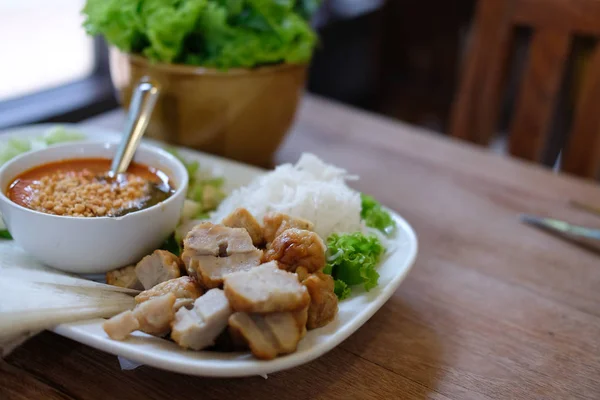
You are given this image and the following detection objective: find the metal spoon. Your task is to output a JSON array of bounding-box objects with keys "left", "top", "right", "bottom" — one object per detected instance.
[
  {"left": 109, "top": 76, "right": 160, "bottom": 178},
  {"left": 99, "top": 77, "right": 170, "bottom": 216}
]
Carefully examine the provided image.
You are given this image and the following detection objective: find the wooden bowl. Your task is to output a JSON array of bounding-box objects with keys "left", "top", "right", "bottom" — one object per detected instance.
[{"left": 110, "top": 51, "right": 308, "bottom": 167}]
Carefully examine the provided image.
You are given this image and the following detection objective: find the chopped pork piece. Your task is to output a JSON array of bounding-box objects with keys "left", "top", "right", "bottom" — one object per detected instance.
[
  {"left": 263, "top": 212, "right": 314, "bottom": 245},
  {"left": 105, "top": 265, "right": 143, "bottom": 290},
  {"left": 181, "top": 222, "right": 263, "bottom": 288},
  {"left": 183, "top": 222, "right": 255, "bottom": 257},
  {"left": 185, "top": 251, "right": 262, "bottom": 289},
  {"left": 262, "top": 228, "right": 326, "bottom": 273},
  {"left": 224, "top": 261, "right": 309, "bottom": 313},
  {"left": 133, "top": 293, "right": 177, "bottom": 336},
  {"left": 103, "top": 294, "right": 176, "bottom": 340},
  {"left": 171, "top": 289, "right": 232, "bottom": 350},
  {"left": 228, "top": 307, "right": 308, "bottom": 360},
  {"left": 135, "top": 250, "right": 182, "bottom": 290},
  {"left": 135, "top": 276, "right": 204, "bottom": 310},
  {"left": 103, "top": 310, "right": 139, "bottom": 340},
  {"left": 222, "top": 208, "right": 264, "bottom": 247},
  {"left": 301, "top": 271, "right": 338, "bottom": 329}
]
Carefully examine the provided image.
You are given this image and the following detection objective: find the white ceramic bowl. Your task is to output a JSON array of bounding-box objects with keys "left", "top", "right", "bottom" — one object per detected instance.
[{"left": 0, "top": 141, "right": 188, "bottom": 273}]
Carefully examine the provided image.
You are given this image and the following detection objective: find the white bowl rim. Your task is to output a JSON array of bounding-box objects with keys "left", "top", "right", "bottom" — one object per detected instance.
[{"left": 0, "top": 141, "right": 189, "bottom": 221}]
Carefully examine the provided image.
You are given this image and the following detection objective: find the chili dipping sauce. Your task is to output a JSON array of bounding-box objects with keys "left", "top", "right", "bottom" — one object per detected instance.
[{"left": 7, "top": 158, "right": 174, "bottom": 217}]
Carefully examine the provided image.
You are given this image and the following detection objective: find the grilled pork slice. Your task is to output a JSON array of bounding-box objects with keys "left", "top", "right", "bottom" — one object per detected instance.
[
  {"left": 133, "top": 293, "right": 177, "bottom": 336},
  {"left": 297, "top": 267, "right": 338, "bottom": 330},
  {"left": 135, "top": 250, "right": 182, "bottom": 290},
  {"left": 182, "top": 222, "right": 263, "bottom": 288},
  {"left": 102, "top": 310, "right": 139, "bottom": 340},
  {"left": 185, "top": 251, "right": 262, "bottom": 289},
  {"left": 228, "top": 307, "right": 308, "bottom": 360},
  {"left": 263, "top": 212, "right": 314, "bottom": 245},
  {"left": 171, "top": 289, "right": 232, "bottom": 350},
  {"left": 262, "top": 228, "right": 326, "bottom": 273},
  {"left": 222, "top": 208, "right": 264, "bottom": 247},
  {"left": 183, "top": 222, "right": 255, "bottom": 257},
  {"left": 106, "top": 265, "right": 143, "bottom": 290},
  {"left": 135, "top": 276, "right": 204, "bottom": 310},
  {"left": 224, "top": 261, "right": 309, "bottom": 313},
  {"left": 103, "top": 294, "right": 176, "bottom": 340}
]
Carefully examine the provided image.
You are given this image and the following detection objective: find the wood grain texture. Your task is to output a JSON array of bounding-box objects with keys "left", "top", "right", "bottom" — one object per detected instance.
[
  {"left": 515, "top": 0, "right": 600, "bottom": 35},
  {"left": 562, "top": 43, "right": 600, "bottom": 178},
  {"left": 6, "top": 95, "right": 600, "bottom": 399},
  {"left": 509, "top": 29, "right": 570, "bottom": 161},
  {"left": 449, "top": 0, "right": 514, "bottom": 145},
  {"left": 0, "top": 359, "right": 74, "bottom": 400},
  {"left": 451, "top": 0, "right": 600, "bottom": 178}
]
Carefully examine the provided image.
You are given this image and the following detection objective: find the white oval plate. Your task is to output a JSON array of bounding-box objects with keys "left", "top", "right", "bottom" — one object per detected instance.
[{"left": 0, "top": 124, "right": 418, "bottom": 378}]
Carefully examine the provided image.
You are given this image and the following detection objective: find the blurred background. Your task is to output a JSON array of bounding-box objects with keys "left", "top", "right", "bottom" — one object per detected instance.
[
  {"left": 0, "top": 0, "right": 475, "bottom": 132},
  {"left": 1, "top": 0, "right": 596, "bottom": 172}
]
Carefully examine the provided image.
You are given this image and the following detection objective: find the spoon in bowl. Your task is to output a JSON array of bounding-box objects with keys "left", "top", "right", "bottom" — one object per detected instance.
[
  {"left": 97, "top": 77, "right": 170, "bottom": 216},
  {"left": 109, "top": 76, "right": 160, "bottom": 179}
]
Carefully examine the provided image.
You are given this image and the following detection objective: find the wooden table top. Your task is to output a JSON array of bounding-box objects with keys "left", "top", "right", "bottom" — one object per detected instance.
[{"left": 3, "top": 95, "right": 600, "bottom": 399}]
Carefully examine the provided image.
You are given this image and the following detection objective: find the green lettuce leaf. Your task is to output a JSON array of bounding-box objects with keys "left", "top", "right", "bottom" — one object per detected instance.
[
  {"left": 167, "top": 147, "right": 200, "bottom": 177},
  {"left": 44, "top": 126, "right": 86, "bottom": 145},
  {"left": 161, "top": 233, "right": 181, "bottom": 256},
  {"left": 142, "top": 0, "right": 207, "bottom": 63},
  {"left": 361, "top": 193, "right": 396, "bottom": 236},
  {"left": 325, "top": 232, "right": 384, "bottom": 298},
  {"left": 82, "top": 0, "right": 321, "bottom": 69},
  {"left": 334, "top": 279, "right": 351, "bottom": 300},
  {"left": 0, "top": 126, "right": 85, "bottom": 166},
  {"left": 167, "top": 148, "right": 226, "bottom": 214}
]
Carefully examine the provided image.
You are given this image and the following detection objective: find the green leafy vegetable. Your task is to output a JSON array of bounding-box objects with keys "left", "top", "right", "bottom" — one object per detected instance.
[
  {"left": 0, "top": 230, "right": 12, "bottom": 240},
  {"left": 361, "top": 193, "right": 396, "bottom": 236},
  {"left": 82, "top": 0, "right": 321, "bottom": 69},
  {"left": 161, "top": 233, "right": 182, "bottom": 256},
  {"left": 334, "top": 279, "right": 351, "bottom": 300},
  {"left": 43, "top": 126, "right": 86, "bottom": 145},
  {"left": 325, "top": 232, "right": 385, "bottom": 298},
  {"left": 167, "top": 148, "right": 199, "bottom": 177},
  {"left": 168, "top": 148, "right": 226, "bottom": 217},
  {"left": 0, "top": 126, "right": 85, "bottom": 166}
]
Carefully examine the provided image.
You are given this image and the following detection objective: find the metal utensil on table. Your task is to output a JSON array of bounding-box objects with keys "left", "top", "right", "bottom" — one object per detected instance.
[
  {"left": 520, "top": 213, "right": 600, "bottom": 255},
  {"left": 520, "top": 214, "right": 600, "bottom": 241},
  {"left": 109, "top": 76, "right": 160, "bottom": 178}
]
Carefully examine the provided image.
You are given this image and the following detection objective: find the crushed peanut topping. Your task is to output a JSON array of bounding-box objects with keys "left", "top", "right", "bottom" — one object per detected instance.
[{"left": 27, "top": 169, "right": 149, "bottom": 217}]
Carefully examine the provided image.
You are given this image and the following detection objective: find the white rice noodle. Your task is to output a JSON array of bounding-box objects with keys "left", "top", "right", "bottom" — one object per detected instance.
[{"left": 211, "top": 153, "right": 362, "bottom": 239}]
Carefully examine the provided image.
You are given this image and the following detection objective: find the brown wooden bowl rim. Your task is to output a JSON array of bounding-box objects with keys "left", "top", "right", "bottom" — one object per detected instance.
[{"left": 127, "top": 54, "right": 308, "bottom": 77}]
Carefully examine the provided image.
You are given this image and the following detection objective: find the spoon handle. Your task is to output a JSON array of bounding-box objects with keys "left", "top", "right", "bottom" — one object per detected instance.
[{"left": 110, "top": 77, "right": 160, "bottom": 176}]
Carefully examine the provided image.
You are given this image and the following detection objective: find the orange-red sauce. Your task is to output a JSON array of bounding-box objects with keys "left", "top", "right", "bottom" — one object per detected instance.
[{"left": 7, "top": 158, "right": 173, "bottom": 217}]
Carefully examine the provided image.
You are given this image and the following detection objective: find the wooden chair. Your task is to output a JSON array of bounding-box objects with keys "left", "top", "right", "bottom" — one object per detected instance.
[{"left": 449, "top": 0, "right": 600, "bottom": 179}]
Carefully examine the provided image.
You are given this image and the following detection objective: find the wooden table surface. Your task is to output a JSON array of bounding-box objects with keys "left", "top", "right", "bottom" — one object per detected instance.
[{"left": 3, "top": 95, "right": 600, "bottom": 399}]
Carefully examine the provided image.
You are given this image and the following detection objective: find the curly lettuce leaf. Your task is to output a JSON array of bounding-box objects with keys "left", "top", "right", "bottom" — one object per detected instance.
[
  {"left": 142, "top": 0, "right": 207, "bottom": 63},
  {"left": 325, "top": 232, "right": 385, "bottom": 297},
  {"left": 82, "top": 0, "right": 321, "bottom": 69},
  {"left": 334, "top": 279, "right": 351, "bottom": 300},
  {"left": 83, "top": 0, "right": 146, "bottom": 53},
  {"left": 361, "top": 193, "right": 396, "bottom": 236}
]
